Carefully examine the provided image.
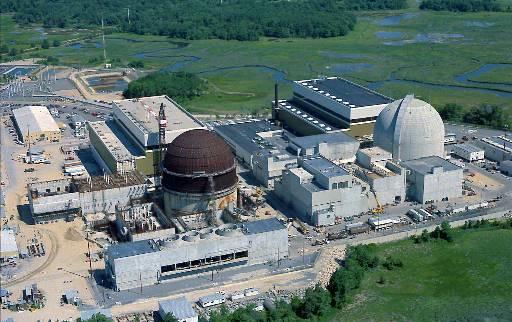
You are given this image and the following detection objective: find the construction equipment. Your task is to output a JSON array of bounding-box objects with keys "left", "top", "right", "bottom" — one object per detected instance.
[{"left": 293, "top": 219, "right": 309, "bottom": 235}]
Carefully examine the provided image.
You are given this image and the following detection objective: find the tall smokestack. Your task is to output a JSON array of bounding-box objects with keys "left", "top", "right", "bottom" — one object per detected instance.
[{"left": 272, "top": 83, "right": 279, "bottom": 120}]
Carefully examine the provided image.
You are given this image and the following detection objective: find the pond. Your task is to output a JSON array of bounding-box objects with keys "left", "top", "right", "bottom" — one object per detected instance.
[
  {"left": 383, "top": 33, "right": 464, "bottom": 46},
  {"left": 376, "top": 13, "right": 418, "bottom": 26},
  {"left": 328, "top": 63, "right": 373, "bottom": 73},
  {"left": 375, "top": 31, "right": 405, "bottom": 40},
  {"left": 86, "top": 76, "right": 128, "bottom": 93}
]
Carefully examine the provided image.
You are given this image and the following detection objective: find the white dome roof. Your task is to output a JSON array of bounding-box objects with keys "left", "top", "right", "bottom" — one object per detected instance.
[{"left": 373, "top": 95, "right": 445, "bottom": 161}]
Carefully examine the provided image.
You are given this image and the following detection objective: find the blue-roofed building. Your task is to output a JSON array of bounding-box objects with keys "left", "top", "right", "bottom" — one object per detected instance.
[
  {"left": 105, "top": 218, "right": 288, "bottom": 291},
  {"left": 159, "top": 297, "right": 198, "bottom": 322}
]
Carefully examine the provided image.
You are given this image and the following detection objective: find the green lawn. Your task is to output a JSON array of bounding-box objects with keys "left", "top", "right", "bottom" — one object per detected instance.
[
  {"left": 335, "top": 228, "right": 512, "bottom": 321},
  {"left": 2, "top": 6, "right": 512, "bottom": 114}
]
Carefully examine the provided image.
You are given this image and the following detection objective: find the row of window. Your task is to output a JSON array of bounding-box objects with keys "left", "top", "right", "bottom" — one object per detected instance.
[{"left": 161, "top": 250, "right": 249, "bottom": 273}]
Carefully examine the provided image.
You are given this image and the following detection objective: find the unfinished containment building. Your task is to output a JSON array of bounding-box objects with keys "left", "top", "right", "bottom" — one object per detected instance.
[{"left": 162, "top": 129, "right": 238, "bottom": 219}]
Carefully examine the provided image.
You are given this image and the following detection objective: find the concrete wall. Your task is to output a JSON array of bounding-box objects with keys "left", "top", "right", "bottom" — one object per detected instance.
[
  {"left": 475, "top": 140, "right": 512, "bottom": 163},
  {"left": 107, "top": 225, "right": 288, "bottom": 291},
  {"left": 500, "top": 161, "right": 512, "bottom": 176},
  {"left": 371, "top": 174, "right": 406, "bottom": 205},
  {"left": 275, "top": 170, "right": 366, "bottom": 226},
  {"left": 30, "top": 183, "right": 147, "bottom": 218},
  {"left": 406, "top": 168, "right": 463, "bottom": 203},
  {"left": 252, "top": 151, "right": 297, "bottom": 188}
]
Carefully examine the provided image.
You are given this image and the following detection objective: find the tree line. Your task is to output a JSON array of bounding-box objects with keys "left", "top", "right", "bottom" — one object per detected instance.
[
  {"left": 0, "top": 0, "right": 407, "bottom": 41},
  {"left": 438, "top": 103, "right": 511, "bottom": 130},
  {"left": 420, "top": 0, "right": 503, "bottom": 12},
  {"left": 204, "top": 244, "right": 386, "bottom": 322},
  {"left": 123, "top": 71, "right": 207, "bottom": 103}
]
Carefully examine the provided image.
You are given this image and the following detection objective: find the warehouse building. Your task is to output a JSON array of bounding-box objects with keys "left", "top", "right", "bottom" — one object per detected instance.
[
  {"left": 402, "top": 156, "right": 463, "bottom": 204},
  {"left": 373, "top": 95, "right": 445, "bottom": 162},
  {"left": 111, "top": 96, "right": 204, "bottom": 175},
  {"left": 104, "top": 218, "right": 288, "bottom": 291},
  {"left": 70, "top": 114, "right": 87, "bottom": 138},
  {"left": 475, "top": 136, "right": 512, "bottom": 163},
  {"left": 275, "top": 156, "right": 366, "bottom": 226},
  {"left": 288, "top": 132, "right": 359, "bottom": 162},
  {"left": 451, "top": 144, "right": 485, "bottom": 162},
  {"left": 28, "top": 172, "right": 147, "bottom": 223},
  {"left": 12, "top": 105, "right": 61, "bottom": 143},
  {"left": 159, "top": 297, "right": 198, "bottom": 322},
  {"left": 274, "top": 77, "right": 393, "bottom": 137}
]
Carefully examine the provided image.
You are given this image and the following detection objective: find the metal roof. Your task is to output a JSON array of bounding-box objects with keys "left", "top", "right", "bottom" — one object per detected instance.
[
  {"left": 214, "top": 120, "right": 281, "bottom": 155},
  {"left": 12, "top": 105, "right": 60, "bottom": 136},
  {"left": 453, "top": 143, "right": 483, "bottom": 154},
  {"left": 159, "top": 297, "right": 197, "bottom": 320},
  {"left": 243, "top": 217, "right": 285, "bottom": 235},
  {"left": 296, "top": 77, "right": 392, "bottom": 108},
  {"left": 0, "top": 230, "right": 18, "bottom": 255},
  {"left": 289, "top": 132, "right": 357, "bottom": 149},
  {"left": 402, "top": 156, "right": 461, "bottom": 175},
  {"left": 107, "top": 239, "right": 159, "bottom": 260},
  {"left": 278, "top": 100, "right": 340, "bottom": 132},
  {"left": 199, "top": 293, "right": 226, "bottom": 303},
  {"left": 481, "top": 136, "right": 512, "bottom": 153}
]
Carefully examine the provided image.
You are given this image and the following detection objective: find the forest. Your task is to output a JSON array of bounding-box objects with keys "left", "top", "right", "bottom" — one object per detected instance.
[
  {"left": 123, "top": 72, "right": 207, "bottom": 103},
  {"left": 420, "top": 0, "right": 503, "bottom": 12},
  {"left": 0, "top": 0, "right": 407, "bottom": 41}
]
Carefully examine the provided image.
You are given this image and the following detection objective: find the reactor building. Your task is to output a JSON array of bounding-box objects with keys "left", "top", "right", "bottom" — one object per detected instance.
[
  {"left": 373, "top": 95, "right": 445, "bottom": 162},
  {"left": 161, "top": 129, "right": 238, "bottom": 220}
]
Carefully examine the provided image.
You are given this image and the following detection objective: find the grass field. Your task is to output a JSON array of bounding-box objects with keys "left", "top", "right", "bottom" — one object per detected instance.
[
  {"left": 1, "top": 3, "right": 512, "bottom": 115},
  {"left": 335, "top": 228, "right": 512, "bottom": 321}
]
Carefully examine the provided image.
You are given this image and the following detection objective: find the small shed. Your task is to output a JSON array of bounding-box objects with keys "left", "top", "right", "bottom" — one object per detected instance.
[
  {"left": 63, "top": 289, "right": 81, "bottom": 306},
  {"left": 159, "top": 297, "right": 198, "bottom": 322}
]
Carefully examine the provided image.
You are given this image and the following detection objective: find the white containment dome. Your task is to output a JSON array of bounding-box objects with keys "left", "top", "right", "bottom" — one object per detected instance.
[{"left": 373, "top": 95, "right": 445, "bottom": 161}]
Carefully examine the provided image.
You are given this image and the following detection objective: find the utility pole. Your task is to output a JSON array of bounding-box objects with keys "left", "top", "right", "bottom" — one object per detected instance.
[{"left": 87, "top": 231, "right": 92, "bottom": 278}]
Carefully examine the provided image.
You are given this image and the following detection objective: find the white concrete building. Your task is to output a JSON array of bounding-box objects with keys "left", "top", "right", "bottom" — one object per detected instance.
[
  {"left": 288, "top": 132, "right": 359, "bottom": 162},
  {"left": 451, "top": 144, "right": 485, "bottom": 162},
  {"left": 275, "top": 156, "right": 366, "bottom": 226},
  {"left": 402, "top": 156, "right": 463, "bottom": 204},
  {"left": 373, "top": 95, "right": 445, "bottom": 161},
  {"left": 105, "top": 218, "right": 288, "bottom": 291}
]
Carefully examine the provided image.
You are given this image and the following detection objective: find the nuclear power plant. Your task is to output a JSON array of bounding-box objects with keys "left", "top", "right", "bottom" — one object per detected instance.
[{"left": 24, "top": 83, "right": 471, "bottom": 292}]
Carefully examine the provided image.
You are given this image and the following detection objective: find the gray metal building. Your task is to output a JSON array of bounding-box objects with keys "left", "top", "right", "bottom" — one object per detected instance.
[
  {"left": 105, "top": 218, "right": 288, "bottom": 291},
  {"left": 500, "top": 160, "right": 512, "bottom": 176},
  {"left": 159, "top": 297, "right": 198, "bottom": 322},
  {"left": 275, "top": 156, "right": 366, "bottom": 226},
  {"left": 475, "top": 136, "right": 512, "bottom": 162},
  {"left": 402, "top": 156, "right": 463, "bottom": 204},
  {"left": 451, "top": 144, "right": 485, "bottom": 162}
]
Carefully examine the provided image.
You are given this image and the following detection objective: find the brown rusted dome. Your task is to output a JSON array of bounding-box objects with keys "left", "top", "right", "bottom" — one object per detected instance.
[{"left": 162, "top": 129, "right": 237, "bottom": 194}]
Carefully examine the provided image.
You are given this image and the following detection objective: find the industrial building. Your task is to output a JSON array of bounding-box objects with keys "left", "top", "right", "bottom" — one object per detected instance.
[
  {"left": 70, "top": 114, "right": 87, "bottom": 138},
  {"left": 0, "top": 229, "right": 18, "bottom": 262},
  {"left": 402, "top": 156, "right": 463, "bottom": 204},
  {"left": 111, "top": 96, "right": 204, "bottom": 175},
  {"left": 373, "top": 95, "right": 445, "bottom": 161},
  {"left": 475, "top": 135, "right": 512, "bottom": 162},
  {"left": 159, "top": 297, "right": 198, "bottom": 322},
  {"left": 275, "top": 156, "right": 366, "bottom": 226},
  {"left": 104, "top": 218, "right": 288, "bottom": 291},
  {"left": 12, "top": 105, "right": 61, "bottom": 143},
  {"left": 274, "top": 77, "right": 393, "bottom": 136},
  {"left": 162, "top": 129, "right": 238, "bottom": 220},
  {"left": 288, "top": 132, "right": 359, "bottom": 162},
  {"left": 252, "top": 148, "right": 297, "bottom": 188},
  {"left": 451, "top": 144, "right": 485, "bottom": 162},
  {"left": 88, "top": 121, "right": 141, "bottom": 174},
  {"left": 351, "top": 147, "right": 407, "bottom": 205},
  {"left": 215, "top": 120, "right": 282, "bottom": 167},
  {"left": 28, "top": 172, "right": 147, "bottom": 223},
  {"left": 500, "top": 160, "right": 512, "bottom": 176}
]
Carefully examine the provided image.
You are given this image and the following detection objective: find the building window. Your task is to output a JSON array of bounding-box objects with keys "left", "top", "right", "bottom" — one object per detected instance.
[{"left": 332, "top": 183, "right": 338, "bottom": 189}]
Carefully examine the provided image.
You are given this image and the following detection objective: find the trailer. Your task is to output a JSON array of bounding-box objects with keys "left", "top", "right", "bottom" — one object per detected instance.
[{"left": 407, "top": 209, "right": 423, "bottom": 222}]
